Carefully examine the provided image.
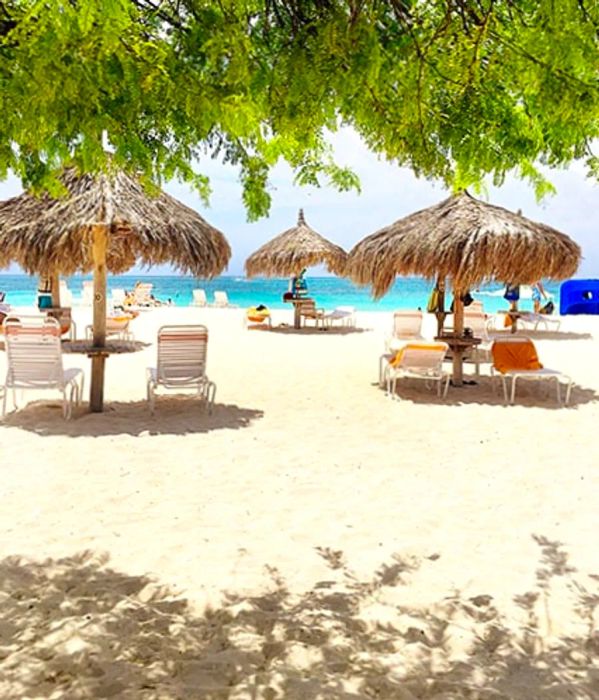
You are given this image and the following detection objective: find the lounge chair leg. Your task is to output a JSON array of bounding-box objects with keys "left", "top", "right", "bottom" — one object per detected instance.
[
  {"left": 205, "top": 382, "right": 216, "bottom": 414},
  {"left": 386, "top": 372, "right": 394, "bottom": 398},
  {"left": 1, "top": 387, "right": 7, "bottom": 418},
  {"left": 556, "top": 377, "right": 561, "bottom": 404},
  {"left": 443, "top": 375, "right": 450, "bottom": 398},
  {"left": 510, "top": 377, "right": 517, "bottom": 404},
  {"left": 565, "top": 380, "right": 572, "bottom": 405},
  {"left": 501, "top": 377, "right": 508, "bottom": 404}
]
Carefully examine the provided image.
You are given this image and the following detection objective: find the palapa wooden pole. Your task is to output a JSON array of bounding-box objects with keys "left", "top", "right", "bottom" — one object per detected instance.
[
  {"left": 90, "top": 224, "right": 108, "bottom": 412},
  {"left": 50, "top": 270, "right": 60, "bottom": 308},
  {"left": 452, "top": 294, "right": 464, "bottom": 386}
]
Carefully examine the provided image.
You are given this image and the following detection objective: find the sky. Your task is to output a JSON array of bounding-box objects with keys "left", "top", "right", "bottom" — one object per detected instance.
[{"left": 1, "top": 127, "right": 598, "bottom": 278}]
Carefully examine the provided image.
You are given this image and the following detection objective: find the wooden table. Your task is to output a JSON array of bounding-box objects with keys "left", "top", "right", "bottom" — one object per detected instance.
[
  {"left": 62, "top": 339, "right": 144, "bottom": 354},
  {"left": 435, "top": 334, "right": 482, "bottom": 386},
  {"left": 62, "top": 339, "right": 146, "bottom": 408}
]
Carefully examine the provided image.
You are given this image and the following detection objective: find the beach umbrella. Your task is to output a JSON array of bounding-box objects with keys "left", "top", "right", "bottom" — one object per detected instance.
[
  {"left": 245, "top": 209, "right": 347, "bottom": 328},
  {"left": 245, "top": 209, "right": 347, "bottom": 278},
  {"left": 345, "top": 190, "right": 581, "bottom": 385},
  {"left": 0, "top": 166, "right": 231, "bottom": 412}
]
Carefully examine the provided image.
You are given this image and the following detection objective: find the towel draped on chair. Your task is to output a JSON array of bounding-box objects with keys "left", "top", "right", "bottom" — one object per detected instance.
[
  {"left": 491, "top": 339, "right": 543, "bottom": 373},
  {"left": 389, "top": 342, "right": 444, "bottom": 368}
]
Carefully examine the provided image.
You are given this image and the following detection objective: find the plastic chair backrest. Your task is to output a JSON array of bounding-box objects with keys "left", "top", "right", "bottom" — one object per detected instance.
[
  {"left": 4, "top": 316, "right": 64, "bottom": 384},
  {"left": 157, "top": 325, "right": 208, "bottom": 383},
  {"left": 214, "top": 291, "right": 228, "bottom": 306},
  {"left": 393, "top": 311, "right": 423, "bottom": 338},
  {"left": 133, "top": 284, "right": 153, "bottom": 303},
  {"left": 82, "top": 281, "right": 94, "bottom": 305},
  {"left": 299, "top": 299, "right": 318, "bottom": 316},
  {"left": 463, "top": 311, "right": 488, "bottom": 336},
  {"left": 193, "top": 289, "right": 207, "bottom": 304}
]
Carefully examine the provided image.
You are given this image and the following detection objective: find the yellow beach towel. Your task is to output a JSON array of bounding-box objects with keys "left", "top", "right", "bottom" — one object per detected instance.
[
  {"left": 389, "top": 343, "right": 443, "bottom": 368},
  {"left": 247, "top": 307, "right": 270, "bottom": 323}
]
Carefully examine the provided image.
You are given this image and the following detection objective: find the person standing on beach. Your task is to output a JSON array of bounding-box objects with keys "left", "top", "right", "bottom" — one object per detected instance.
[{"left": 532, "top": 280, "right": 547, "bottom": 313}]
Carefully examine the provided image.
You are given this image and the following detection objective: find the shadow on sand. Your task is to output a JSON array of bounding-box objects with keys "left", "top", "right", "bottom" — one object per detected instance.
[
  {"left": 0, "top": 398, "right": 264, "bottom": 437},
  {"left": 0, "top": 537, "right": 597, "bottom": 699},
  {"left": 377, "top": 375, "right": 599, "bottom": 409},
  {"left": 488, "top": 329, "right": 593, "bottom": 341},
  {"left": 61, "top": 340, "right": 152, "bottom": 355},
  {"left": 266, "top": 325, "right": 369, "bottom": 336}
]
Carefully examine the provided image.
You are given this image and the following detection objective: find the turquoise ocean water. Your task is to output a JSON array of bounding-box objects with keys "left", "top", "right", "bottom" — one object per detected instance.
[{"left": 0, "top": 274, "right": 560, "bottom": 314}]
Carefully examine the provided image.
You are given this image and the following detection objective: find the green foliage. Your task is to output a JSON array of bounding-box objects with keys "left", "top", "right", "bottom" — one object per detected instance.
[{"left": 0, "top": 1, "right": 598, "bottom": 217}]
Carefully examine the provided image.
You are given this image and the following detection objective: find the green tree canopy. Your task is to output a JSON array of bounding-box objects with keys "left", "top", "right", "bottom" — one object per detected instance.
[{"left": 1, "top": 0, "right": 598, "bottom": 218}]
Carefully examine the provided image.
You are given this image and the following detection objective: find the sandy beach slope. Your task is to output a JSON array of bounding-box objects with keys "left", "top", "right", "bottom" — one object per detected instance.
[{"left": 0, "top": 306, "right": 598, "bottom": 698}]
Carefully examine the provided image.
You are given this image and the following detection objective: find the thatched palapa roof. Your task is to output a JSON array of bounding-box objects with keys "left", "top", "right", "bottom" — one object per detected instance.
[
  {"left": 245, "top": 209, "right": 347, "bottom": 277},
  {"left": 346, "top": 191, "right": 581, "bottom": 297},
  {"left": 0, "top": 168, "right": 231, "bottom": 276}
]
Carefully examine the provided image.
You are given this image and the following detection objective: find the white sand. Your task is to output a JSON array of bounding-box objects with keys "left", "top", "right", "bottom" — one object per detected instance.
[{"left": 1, "top": 306, "right": 598, "bottom": 698}]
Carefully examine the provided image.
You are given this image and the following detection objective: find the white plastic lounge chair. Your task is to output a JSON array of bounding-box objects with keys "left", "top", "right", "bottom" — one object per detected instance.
[
  {"left": 192, "top": 289, "right": 208, "bottom": 307},
  {"left": 46, "top": 307, "right": 77, "bottom": 341},
  {"left": 86, "top": 315, "right": 134, "bottom": 341},
  {"left": 382, "top": 341, "right": 450, "bottom": 400},
  {"left": 387, "top": 311, "right": 424, "bottom": 349},
  {"left": 517, "top": 312, "right": 561, "bottom": 332},
  {"left": 59, "top": 280, "right": 73, "bottom": 307},
  {"left": 111, "top": 288, "right": 126, "bottom": 307},
  {"left": 462, "top": 310, "right": 492, "bottom": 342},
  {"left": 380, "top": 311, "right": 425, "bottom": 382},
  {"left": 213, "top": 291, "right": 234, "bottom": 308},
  {"left": 490, "top": 337, "right": 572, "bottom": 405},
  {"left": 461, "top": 310, "right": 495, "bottom": 375},
  {"left": 298, "top": 299, "right": 326, "bottom": 328},
  {"left": 146, "top": 325, "right": 216, "bottom": 413},
  {"left": 2, "top": 316, "right": 84, "bottom": 419},
  {"left": 324, "top": 306, "right": 356, "bottom": 328},
  {"left": 81, "top": 280, "right": 94, "bottom": 306},
  {"left": 133, "top": 283, "right": 154, "bottom": 307}
]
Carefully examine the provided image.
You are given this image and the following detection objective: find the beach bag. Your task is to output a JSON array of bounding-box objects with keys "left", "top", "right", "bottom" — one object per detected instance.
[
  {"left": 503, "top": 284, "right": 520, "bottom": 302},
  {"left": 540, "top": 300, "right": 555, "bottom": 315},
  {"left": 427, "top": 287, "right": 440, "bottom": 313}
]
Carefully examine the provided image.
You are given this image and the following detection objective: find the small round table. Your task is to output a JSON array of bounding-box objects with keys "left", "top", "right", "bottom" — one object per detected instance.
[
  {"left": 62, "top": 339, "right": 147, "bottom": 411},
  {"left": 435, "top": 334, "right": 482, "bottom": 386}
]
